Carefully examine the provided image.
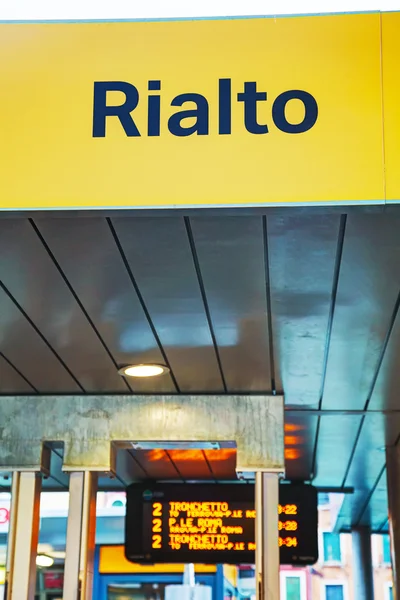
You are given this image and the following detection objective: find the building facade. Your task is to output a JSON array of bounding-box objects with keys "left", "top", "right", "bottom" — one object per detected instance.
[{"left": 309, "top": 500, "right": 393, "bottom": 600}]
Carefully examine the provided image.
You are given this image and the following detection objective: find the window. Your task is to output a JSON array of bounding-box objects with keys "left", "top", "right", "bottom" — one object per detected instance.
[
  {"left": 383, "top": 535, "right": 391, "bottom": 564},
  {"left": 318, "top": 493, "right": 330, "bottom": 507},
  {"left": 325, "top": 584, "right": 344, "bottom": 600},
  {"left": 322, "top": 532, "right": 342, "bottom": 563},
  {"left": 321, "top": 581, "right": 348, "bottom": 600},
  {"left": 280, "top": 572, "right": 306, "bottom": 600},
  {"left": 286, "top": 577, "right": 301, "bottom": 600}
]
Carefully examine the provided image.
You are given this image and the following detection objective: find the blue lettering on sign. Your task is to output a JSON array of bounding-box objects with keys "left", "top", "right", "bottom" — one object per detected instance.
[{"left": 92, "top": 79, "right": 318, "bottom": 138}]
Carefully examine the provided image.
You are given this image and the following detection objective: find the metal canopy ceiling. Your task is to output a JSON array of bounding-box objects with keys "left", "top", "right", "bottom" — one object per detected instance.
[{"left": 1, "top": 207, "right": 400, "bottom": 533}]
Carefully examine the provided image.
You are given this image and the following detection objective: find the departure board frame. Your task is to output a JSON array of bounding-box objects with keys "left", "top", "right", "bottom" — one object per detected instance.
[{"left": 125, "top": 483, "right": 318, "bottom": 566}]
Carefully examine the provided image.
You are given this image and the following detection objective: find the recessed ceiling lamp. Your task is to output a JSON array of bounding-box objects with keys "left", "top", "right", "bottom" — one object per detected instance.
[
  {"left": 118, "top": 364, "right": 170, "bottom": 378},
  {"left": 36, "top": 554, "right": 54, "bottom": 568}
]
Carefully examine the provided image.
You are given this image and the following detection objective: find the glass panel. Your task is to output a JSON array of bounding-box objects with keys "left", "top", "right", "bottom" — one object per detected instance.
[
  {"left": 37, "top": 491, "right": 68, "bottom": 597},
  {"left": 325, "top": 584, "right": 344, "bottom": 600},
  {"left": 383, "top": 535, "right": 391, "bottom": 564},
  {"left": 107, "top": 583, "right": 169, "bottom": 600},
  {"left": 107, "top": 582, "right": 212, "bottom": 600},
  {"left": 323, "top": 532, "right": 341, "bottom": 562},
  {"left": 285, "top": 576, "right": 301, "bottom": 600}
]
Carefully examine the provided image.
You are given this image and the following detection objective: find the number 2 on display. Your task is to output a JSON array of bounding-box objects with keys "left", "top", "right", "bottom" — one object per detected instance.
[{"left": 152, "top": 503, "right": 163, "bottom": 548}]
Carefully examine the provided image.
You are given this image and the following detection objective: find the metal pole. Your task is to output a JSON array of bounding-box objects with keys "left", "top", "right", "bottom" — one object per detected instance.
[
  {"left": 6, "top": 472, "right": 42, "bottom": 600},
  {"left": 63, "top": 472, "right": 98, "bottom": 600},
  {"left": 387, "top": 446, "right": 400, "bottom": 600},
  {"left": 352, "top": 526, "right": 374, "bottom": 600},
  {"left": 255, "top": 472, "right": 280, "bottom": 600},
  {"left": 183, "top": 564, "right": 195, "bottom": 587}
]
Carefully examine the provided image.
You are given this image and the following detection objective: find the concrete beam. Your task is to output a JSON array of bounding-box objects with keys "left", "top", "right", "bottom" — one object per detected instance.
[{"left": 0, "top": 395, "right": 284, "bottom": 473}]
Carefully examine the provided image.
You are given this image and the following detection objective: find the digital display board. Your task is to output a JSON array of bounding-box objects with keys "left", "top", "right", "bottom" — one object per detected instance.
[{"left": 125, "top": 483, "right": 318, "bottom": 566}]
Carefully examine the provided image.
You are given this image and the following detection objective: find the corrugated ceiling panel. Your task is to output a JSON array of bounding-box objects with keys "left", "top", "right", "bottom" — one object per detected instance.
[
  {"left": 368, "top": 308, "right": 400, "bottom": 410},
  {"left": 313, "top": 414, "right": 363, "bottom": 487},
  {"left": 0, "top": 219, "right": 127, "bottom": 393},
  {"left": 167, "top": 449, "right": 212, "bottom": 480},
  {"left": 112, "top": 217, "right": 224, "bottom": 392},
  {"left": 334, "top": 414, "right": 400, "bottom": 529},
  {"left": 268, "top": 215, "right": 340, "bottom": 407},
  {"left": 190, "top": 216, "right": 271, "bottom": 392},
  {"left": 0, "top": 288, "right": 81, "bottom": 392},
  {"left": 322, "top": 214, "right": 400, "bottom": 410},
  {"left": 132, "top": 449, "right": 181, "bottom": 480},
  {"left": 34, "top": 217, "right": 176, "bottom": 393},
  {"left": 203, "top": 449, "right": 237, "bottom": 480},
  {"left": 0, "top": 354, "right": 35, "bottom": 393},
  {"left": 284, "top": 412, "right": 318, "bottom": 481},
  {"left": 358, "top": 468, "right": 388, "bottom": 530}
]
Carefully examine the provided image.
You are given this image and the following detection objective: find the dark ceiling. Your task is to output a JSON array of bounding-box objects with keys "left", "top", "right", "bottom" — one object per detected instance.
[{"left": 1, "top": 208, "right": 400, "bottom": 533}]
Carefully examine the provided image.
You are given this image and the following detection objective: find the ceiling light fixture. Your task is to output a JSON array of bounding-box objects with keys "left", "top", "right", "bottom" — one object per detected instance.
[
  {"left": 118, "top": 364, "right": 170, "bottom": 378},
  {"left": 36, "top": 554, "right": 54, "bottom": 568}
]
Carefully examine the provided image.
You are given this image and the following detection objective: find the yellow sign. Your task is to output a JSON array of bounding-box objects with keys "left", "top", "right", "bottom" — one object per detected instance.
[
  {"left": 382, "top": 12, "right": 400, "bottom": 202},
  {"left": 0, "top": 13, "right": 396, "bottom": 209},
  {"left": 99, "top": 545, "right": 216, "bottom": 574}
]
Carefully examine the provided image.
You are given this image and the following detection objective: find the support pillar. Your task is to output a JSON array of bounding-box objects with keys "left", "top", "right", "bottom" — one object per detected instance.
[
  {"left": 386, "top": 446, "right": 400, "bottom": 600},
  {"left": 255, "top": 472, "right": 280, "bottom": 600},
  {"left": 63, "top": 472, "right": 98, "bottom": 600},
  {"left": 6, "top": 472, "right": 42, "bottom": 600},
  {"left": 352, "top": 526, "right": 374, "bottom": 600}
]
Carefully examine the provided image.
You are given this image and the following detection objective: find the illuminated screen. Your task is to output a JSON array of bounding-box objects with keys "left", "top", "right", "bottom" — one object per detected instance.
[{"left": 125, "top": 483, "right": 318, "bottom": 566}]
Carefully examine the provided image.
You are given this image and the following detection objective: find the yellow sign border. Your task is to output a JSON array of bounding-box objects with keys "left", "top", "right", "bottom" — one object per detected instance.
[
  {"left": 0, "top": 12, "right": 397, "bottom": 209},
  {"left": 99, "top": 545, "right": 217, "bottom": 574}
]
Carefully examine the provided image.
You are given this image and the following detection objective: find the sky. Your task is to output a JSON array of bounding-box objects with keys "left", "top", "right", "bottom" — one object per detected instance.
[{"left": 0, "top": 0, "right": 399, "bottom": 20}]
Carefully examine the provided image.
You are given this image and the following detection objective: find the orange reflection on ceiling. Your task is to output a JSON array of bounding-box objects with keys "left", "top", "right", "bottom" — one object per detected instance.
[
  {"left": 284, "top": 423, "right": 305, "bottom": 433},
  {"left": 146, "top": 448, "right": 167, "bottom": 462},
  {"left": 285, "top": 448, "right": 301, "bottom": 460},
  {"left": 284, "top": 423, "right": 304, "bottom": 462},
  {"left": 145, "top": 448, "right": 236, "bottom": 463},
  {"left": 203, "top": 449, "right": 236, "bottom": 462},
  {"left": 284, "top": 435, "right": 304, "bottom": 446},
  {"left": 168, "top": 449, "right": 204, "bottom": 463}
]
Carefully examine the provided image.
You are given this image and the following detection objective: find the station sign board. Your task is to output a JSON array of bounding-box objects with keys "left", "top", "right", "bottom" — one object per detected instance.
[
  {"left": 125, "top": 483, "right": 318, "bottom": 566},
  {"left": 0, "top": 12, "right": 400, "bottom": 210}
]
